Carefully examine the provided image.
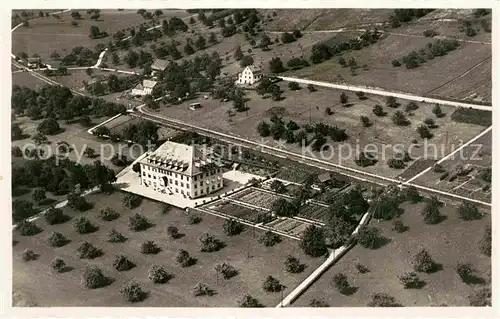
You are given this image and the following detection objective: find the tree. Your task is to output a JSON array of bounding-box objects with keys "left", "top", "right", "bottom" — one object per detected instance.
[
  {"left": 189, "top": 16, "right": 195, "bottom": 24},
  {"left": 21, "top": 249, "right": 37, "bottom": 261},
  {"left": 456, "top": 262, "right": 474, "bottom": 283},
  {"left": 82, "top": 265, "right": 109, "bottom": 289},
  {"left": 45, "top": 207, "right": 68, "bottom": 225},
  {"left": 269, "top": 57, "right": 285, "bottom": 73},
  {"left": 239, "top": 294, "right": 263, "bottom": 307},
  {"left": 37, "top": 118, "right": 61, "bottom": 135},
  {"left": 392, "top": 111, "right": 409, "bottom": 126},
  {"left": 270, "top": 180, "right": 286, "bottom": 193},
  {"left": 479, "top": 226, "right": 491, "bottom": 257},
  {"left": 368, "top": 293, "right": 401, "bottom": 307},
  {"left": 199, "top": 233, "right": 224, "bottom": 252},
  {"left": 11, "top": 123, "right": 23, "bottom": 140},
  {"left": 288, "top": 82, "right": 300, "bottom": 90},
  {"left": 417, "top": 125, "right": 433, "bottom": 139},
  {"left": 184, "top": 42, "right": 195, "bottom": 55},
  {"left": 149, "top": 265, "right": 171, "bottom": 284},
  {"left": 356, "top": 91, "right": 366, "bottom": 100},
  {"left": 340, "top": 92, "right": 348, "bottom": 104},
  {"left": 240, "top": 55, "right": 254, "bottom": 67},
  {"left": 113, "top": 255, "right": 135, "bottom": 271},
  {"left": 32, "top": 188, "right": 47, "bottom": 203},
  {"left": 392, "top": 219, "right": 407, "bottom": 233},
  {"left": 259, "top": 231, "right": 281, "bottom": 247},
  {"left": 281, "top": 32, "right": 295, "bottom": 43},
  {"left": 108, "top": 229, "right": 127, "bottom": 243},
  {"left": 74, "top": 216, "right": 98, "bottom": 234},
  {"left": 223, "top": 219, "right": 244, "bottom": 236},
  {"left": 71, "top": 11, "right": 81, "bottom": 19},
  {"left": 120, "top": 282, "right": 146, "bottom": 303},
  {"left": 405, "top": 101, "right": 419, "bottom": 112},
  {"left": 262, "top": 276, "right": 283, "bottom": 292},
  {"left": 188, "top": 214, "right": 202, "bottom": 224},
  {"left": 309, "top": 299, "right": 329, "bottom": 307},
  {"left": 89, "top": 25, "right": 101, "bottom": 39},
  {"left": 257, "top": 121, "right": 271, "bottom": 137},
  {"left": 123, "top": 193, "right": 142, "bottom": 209},
  {"left": 284, "top": 255, "right": 304, "bottom": 273},
  {"left": 412, "top": 248, "right": 438, "bottom": 273},
  {"left": 422, "top": 200, "right": 444, "bottom": 224},
  {"left": 141, "top": 240, "right": 160, "bottom": 254},
  {"left": 398, "top": 271, "right": 425, "bottom": 288},
  {"left": 195, "top": 35, "right": 206, "bottom": 50},
  {"left": 167, "top": 226, "right": 181, "bottom": 239},
  {"left": 215, "top": 263, "right": 238, "bottom": 279},
  {"left": 94, "top": 125, "right": 110, "bottom": 138},
  {"left": 193, "top": 282, "right": 214, "bottom": 296},
  {"left": 208, "top": 32, "right": 217, "bottom": 44},
  {"left": 332, "top": 273, "right": 351, "bottom": 294},
  {"left": 307, "top": 84, "right": 316, "bottom": 92},
  {"left": 356, "top": 263, "right": 370, "bottom": 273},
  {"left": 360, "top": 116, "right": 372, "bottom": 127},
  {"left": 373, "top": 104, "right": 386, "bottom": 116},
  {"left": 270, "top": 84, "right": 282, "bottom": 101},
  {"left": 457, "top": 201, "right": 483, "bottom": 220},
  {"left": 99, "top": 207, "right": 120, "bottom": 221},
  {"left": 432, "top": 104, "right": 444, "bottom": 117},
  {"left": 17, "top": 220, "right": 42, "bottom": 236},
  {"left": 357, "top": 226, "right": 384, "bottom": 249},
  {"left": 77, "top": 241, "right": 102, "bottom": 259},
  {"left": 233, "top": 45, "right": 244, "bottom": 61},
  {"left": 300, "top": 225, "right": 327, "bottom": 257},
  {"left": 129, "top": 213, "right": 151, "bottom": 231},
  {"left": 48, "top": 231, "right": 69, "bottom": 247},
  {"left": 177, "top": 249, "right": 196, "bottom": 267},
  {"left": 338, "top": 57, "right": 346, "bottom": 67},
  {"left": 386, "top": 96, "right": 399, "bottom": 108},
  {"left": 51, "top": 258, "right": 67, "bottom": 273}
]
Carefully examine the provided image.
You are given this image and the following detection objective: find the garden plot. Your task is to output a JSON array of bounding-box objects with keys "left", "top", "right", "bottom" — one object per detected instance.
[
  {"left": 208, "top": 200, "right": 272, "bottom": 224},
  {"left": 297, "top": 204, "right": 331, "bottom": 223},
  {"left": 275, "top": 166, "right": 314, "bottom": 184},
  {"left": 229, "top": 188, "right": 287, "bottom": 210},
  {"left": 265, "top": 218, "right": 311, "bottom": 238}
]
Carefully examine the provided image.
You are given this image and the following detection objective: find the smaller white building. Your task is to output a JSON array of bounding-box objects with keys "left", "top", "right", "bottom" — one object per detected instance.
[
  {"left": 236, "top": 65, "right": 262, "bottom": 85},
  {"left": 131, "top": 79, "right": 157, "bottom": 96}
]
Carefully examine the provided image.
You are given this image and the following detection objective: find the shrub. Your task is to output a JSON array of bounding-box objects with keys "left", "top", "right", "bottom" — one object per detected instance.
[
  {"left": 373, "top": 105, "right": 386, "bottom": 116},
  {"left": 456, "top": 262, "right": 474, "bottom": 283},
  {"left": 309, "top": 299, "right": 329, "bottom": 307},
  {"left": 122, "top": 193, "right": 142, "bottom": 208},
  {"left": 128, "top": 213, "right": 152, "bottom": 231},
  {"left": 457, "top": 202, "right": 483, "bottom": 220},
  {"left": 81, "top": 265, "right": 110, "bottom": 289},
  {"left": 392, "top": 111, "right": 409, "bottom": 126},
  {"left": 355, "top": 152, "right": 378, "bottom": 167},
  {"left": 259, "top": 231, "right": 281, "bottom": 247},
  {"left": 215, "top": 262, "right": 238, "bottom": 279},
  {"left": 223, "top": 218, "right": 244, "bottom": 236},
  {"left": 167, "top": 226, "right": 181, "bottom": 238},
  {"left": 262, "top": 275, "right": 283, "bottom": 292},
  {"left": 332, "top": 273, "right": 351, "bottom": 294},
  {"left": 392, "top": 219, "right": 408, "bottom": 233},
  {"left": 468, "top": 287, "right": 491, "bottom": 306},
  {"left": 74, "top": 217, "right": 98, "bottom": 234},
  {"left": 307, "top": 84, "right": 316, "bottom": 92},
  {"left": 386, "top": 96, "right": 399, "bottom": 108},
  {"left": 51, "top": 258, "right": 67, "bottom": 272},
  {"left": 199, "top": 233, "right": 224, "bottom": 252},
  {"left": 21, "top": 249, "right": 38, "bottom": 261},
  {"left": 300, "top": 225, "right": 327, "bottom": 257},
  {"left": 148, "top": 265, "right": 172, "bottom": 284},
  {"left": 355, "top": 263, "right": 370, "bottom": 274},
  {"left": 18, "top": 220, "right": 42, "bottom": 236},
  {"left": 67, "top": 193, "right": 92, "bottom": 211},
  {"left": 412, "top": 248, "right": 438, "bottom": 273},
  {"left": 368, "top": 293, "right": 401, "bottom": 307},
  {"left": 141, "top": 240, "right": 161, "bottom": 254},
  {"left": 417, "top": 125, "right": 433, "bottom": 139},
  {"left": 392, "top": 60, "right": 401, "bottom": 67},
  {"left": 113, "top": 255, "right": 135, "bottom": 271},
  {"left": 188, "top": 214, "right": 202, "bottom": 224},
  {"left": 284, "top": 255, "right": 304, "bottom": 273},
  {"left": 288, "top": 82, "right": 300, "bottom": 90},
  {"left": 356, "top": 91, "right": 366, "bottom": 100},
  {"left": 45, "top": 207, "right": 69, "bottom": 225},
  {"left": 360, "top": 116, "right": 372, "bottom": 127},
  {"left": 479, "top": 226, "right": 491, "bottom": 257},
  {"left": 405, "top": 102, "right": 419, "bottom": 112},
  {"left": 48, "top": 231, "right": 70, "bottom": 247},
  {"left": 177, "top": 249, "right": 196, "bottom": 267},
  {"left": 357, "top": 226, "right": 384, "bottom": 249},
  {"left": 387, "top": 158, "right": 405, "bottom": 169},
  {"left": 108, "top": 229, "right": 127, "bottom": 243},
  {"left": 193, "top": 282, "right": 214, "bottom": 296},
  {"left": 99, "top": 207, "right": 120, "bottom": 221},
  {"left": 422, "top": 201, "right": 444, "bottom": 224},
  {"left": 340, "top": 92, "right": 349, "bottom": 104},
  {"left": 239, "top": 294, "right": 263, "bottom": 307},
  {"left": 398, "top": 271, "right": 425, "bottom": 288},
  {"left": 161, "top": 204, "right": 173, "bottom": 214},
  {"left": 432, "top": 104, "right": 443, "bottom": 117},
  {"left": 120, "top": 282, "right": 147, "bottom": 303},
  {"left": 77, "top": 241, "right": 102, "bottom": 259}
]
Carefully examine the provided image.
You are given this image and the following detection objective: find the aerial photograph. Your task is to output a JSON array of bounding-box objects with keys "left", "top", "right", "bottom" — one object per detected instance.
[{"left": 10, "top": 8, "right": 492, "bottom": 307}]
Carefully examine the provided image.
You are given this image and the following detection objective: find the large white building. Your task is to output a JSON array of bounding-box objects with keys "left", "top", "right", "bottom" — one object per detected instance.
[
  {"left": 131, "top": 79, "right": 157, "bottom": 96},
  {"left": 139, "top": 141, "right": 224, "bottom": 198},
  {"left": 236, "top": 65, "right": 262, "bottom": 85}
]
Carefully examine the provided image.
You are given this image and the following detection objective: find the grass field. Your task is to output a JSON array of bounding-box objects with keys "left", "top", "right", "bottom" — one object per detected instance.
[
  {"left": 12, "top": 9, "right": 189, "bottom": 64},
  {"left": 12, "top": 191, "right": 324, "bottom": 307},
  {"left": 292, "top": 201, "right": 491, "bottom": 307},
  {"left": 154, "top": 81, "right": 485, "bottom": 179}
]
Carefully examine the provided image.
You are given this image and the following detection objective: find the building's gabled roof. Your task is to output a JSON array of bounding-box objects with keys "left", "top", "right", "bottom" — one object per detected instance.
[
  {"left": 132, "top": 83, "right": 144, "bottom": 91},
  {"left": 318, "top": 172, "right": 331, "bottom": 183},
  {"left": 143, "top": 79, "right": 157, "bottom": 89},
  {"left": 151, "top": 59, "right": 168, "bottom": 71},
  {"left": 247, "top": 65, "right": 262, "bottom": 74}
]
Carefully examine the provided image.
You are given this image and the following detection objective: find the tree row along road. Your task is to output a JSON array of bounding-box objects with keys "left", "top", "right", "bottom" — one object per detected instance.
[
  {"left": 129, "top": 105, "right": 490, "bottom": 207},
  {"left": 277, "top": 76, "right": 492, "bottom": 110}
]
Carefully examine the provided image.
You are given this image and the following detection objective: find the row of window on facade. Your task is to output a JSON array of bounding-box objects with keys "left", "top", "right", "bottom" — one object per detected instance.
[
  {"left": 143, "top": 165, "right": 221, "bottom": 180},
  {"left": 145, "top": 180, "right": 222, "bottom": 197},
  {"left": 143, "top": 172, "right": 220, "bottom": 187}
]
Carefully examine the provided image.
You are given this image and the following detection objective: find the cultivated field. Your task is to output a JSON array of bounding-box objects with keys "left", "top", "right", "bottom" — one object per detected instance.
[
  {"left": 154, "top": 81, "right": 486, "bottom": 179},
  {"left": 12, "top": 191, "right": 324, "bottom": 307},
  {"left": 412, "top": 131, "right": 491, "bottom": 203},
  {"left": 12, "top": 71, "right": 48, "bottom": 90},
  {"left": 292, "top": 201, "right": 491, "bottom": 307}
]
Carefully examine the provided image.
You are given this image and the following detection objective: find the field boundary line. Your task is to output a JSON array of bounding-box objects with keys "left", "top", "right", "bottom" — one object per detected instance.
[
  {"left": 403, "top": 126, "right": 492, "bottom": 185},
  {"left": 277, "top": 76, "right": 492, "bottom": 110}
]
